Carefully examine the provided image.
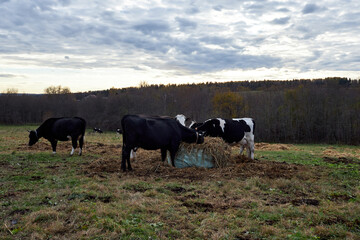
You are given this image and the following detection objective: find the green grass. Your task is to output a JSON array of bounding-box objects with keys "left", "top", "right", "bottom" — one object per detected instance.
[{"left": 0, "top": 125, "right": 360, "bottom": 239}]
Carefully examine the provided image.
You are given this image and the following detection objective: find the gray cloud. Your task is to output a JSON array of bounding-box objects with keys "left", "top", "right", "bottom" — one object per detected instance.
[
  {"left": 0, "top": 0, "right": 359, "bottom": 76},
  {"left": 270, "top": 16, "right": 291, "bottom": 25},
  {"left": 0, "top": 73, "right": 23, "bottom": 78},
  {"left": 302, "top": 3, "right": 323, "bottom": 14},
  {"left": 176, "top": 17, "right": 197, "bottom": 30},
  {"left": 133, "top": 21, "right": 171, "bottom": 35}
]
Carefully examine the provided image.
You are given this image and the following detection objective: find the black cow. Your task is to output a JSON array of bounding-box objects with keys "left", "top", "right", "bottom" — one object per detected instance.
[
  {"left": 121, "top": 114, "right": 204, "bottom": 171},
  {"left": 196, "top": 118, "right": 255, "bottom": 159},
  {"left": 127, "top": 114, "right": 191, "bottom": 161},
  {"left": 28, "top": 117, "right": 86, "bottom": 156}
]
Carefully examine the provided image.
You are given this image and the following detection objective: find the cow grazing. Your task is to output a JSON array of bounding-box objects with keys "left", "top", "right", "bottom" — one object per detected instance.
[
  {"left": 175, "top": 114, "right": 196, "bottom": 128},
  {"left": 189, "top": 121, "right": 203, "bottom": 129},
  {"left": 116, "top": 128, "right": 122, "bottom": 134},
  {"left": 128, "top": 114, "right": 190, "bottom": 161},
  {"left": 196, "top": 118, "right": 255, "bottom": 159},
  {"left": 121, "top": 114, "right": 204, "bottom": 171},
  {"left": 28, "top": 117, "right": 86, "bottom": 156},
  {"left": 93, "top": 127, "right": 103, "bottom": 133}
]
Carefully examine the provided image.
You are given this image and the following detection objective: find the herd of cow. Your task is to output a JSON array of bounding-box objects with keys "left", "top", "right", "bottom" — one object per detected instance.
[{"left": 28, "top": 114, "right": 255, "bottom": 171}]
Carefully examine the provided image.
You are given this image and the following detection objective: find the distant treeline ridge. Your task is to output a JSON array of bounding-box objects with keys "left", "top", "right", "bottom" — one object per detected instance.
[{"left": 1, "top": 77, "right": 359, "bottom": 144}]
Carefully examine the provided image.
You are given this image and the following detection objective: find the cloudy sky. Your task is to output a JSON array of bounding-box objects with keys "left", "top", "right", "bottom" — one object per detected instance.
[{"left": 1, "top": 0, "right": 360, "bottom": 93}]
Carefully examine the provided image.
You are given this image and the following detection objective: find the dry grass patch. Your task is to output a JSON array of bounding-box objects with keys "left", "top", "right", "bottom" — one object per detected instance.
[{"left": 256, "top": 142, "right": 298, "bottom": 151}]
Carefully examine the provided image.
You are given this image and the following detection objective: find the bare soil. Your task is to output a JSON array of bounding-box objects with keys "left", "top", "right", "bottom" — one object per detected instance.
[{"left": 18, "top": 141, "right": 310, "bottom": 182}]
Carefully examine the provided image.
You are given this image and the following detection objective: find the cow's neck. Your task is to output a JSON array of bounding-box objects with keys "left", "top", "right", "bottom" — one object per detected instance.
[
  {"left": 35, "top": 127, "right": 43, "bottom": 138},
  {"left": 181, "top": 128, "right": 197, "bottom": 143}
]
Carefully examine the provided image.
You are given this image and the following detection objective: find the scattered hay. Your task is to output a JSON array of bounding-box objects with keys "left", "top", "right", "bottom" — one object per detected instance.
[
  {"left": 178, "top": 137, "right": 233, "bottom": 168},
  {"left": 256, "top": 143, "right": 294, "bottom": 151},
  {"left": 86, "top": 157, "right": 121, "bottom": 173},
  {"left": 323, "top": 149, "right": 353, "bottom": 159}
]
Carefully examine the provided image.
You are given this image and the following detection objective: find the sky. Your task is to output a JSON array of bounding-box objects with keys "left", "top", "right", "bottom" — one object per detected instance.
[{"left": 1, "top": 0, "right": 360, "bottom": 93}]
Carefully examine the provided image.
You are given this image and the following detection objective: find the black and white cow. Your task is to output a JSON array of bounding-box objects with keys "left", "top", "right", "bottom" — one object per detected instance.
[
  {"left": 189, "top": 121, "right": 203, "bottom": 129},
  {"left": 28, "top": 117, "right": 86, "bottom": 156},
  {"left": 121, "top": 114, "right": 204, "bottom": 171},
  {"left": 93, "top": 127, "right": 103, "bottom": 133},
  {"left": 196, "top": 118, "right": 255, "bottom": 159},
  {"left": 116, "top": 128, "right": 122, "bottom": 134}
]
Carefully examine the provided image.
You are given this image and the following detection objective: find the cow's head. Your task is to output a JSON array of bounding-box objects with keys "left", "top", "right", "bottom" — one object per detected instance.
[
  {"left": 196, "top": 131, "right": 205, "bottom": 144},
  {"left": 196, "top": 119, "right": 224, "bottom": 137},
  {"left": 28, "top": 130, "right": 39, "bottom": 146}
]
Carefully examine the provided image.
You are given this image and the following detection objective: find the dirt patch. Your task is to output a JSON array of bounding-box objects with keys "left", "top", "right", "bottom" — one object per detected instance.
[
  {"left": 16, "top": 141, "right": 122, "bottom": 158},
  {"left": 84, "top": 148, "right": 308, "bottom": 181},
  {"left": 291, "top": 198, "right": 320, "bottom": 206},
  {"left": 323, "top": 156, "right": 359, "bottom": 165},
  {"left": 85, "top": 157, "right": 122, "bottom": 174}
]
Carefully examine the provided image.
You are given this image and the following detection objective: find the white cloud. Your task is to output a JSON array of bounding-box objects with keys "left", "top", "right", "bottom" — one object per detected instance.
[{"left": 0, "top": 0, "right": 360, "bottom": 93}]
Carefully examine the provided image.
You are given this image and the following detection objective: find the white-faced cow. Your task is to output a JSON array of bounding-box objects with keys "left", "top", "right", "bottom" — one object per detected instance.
[
  {"left": 28, "top": 117, "right": 86, "bottom": 156},
  {"left": 189, "top": 121, "right": 203, "bottom": 129},
  {"left": 121, "top": 114, "right": 204, "bottom": 171},
  {"left": 196, "top": 118, "right": 255, "bottom": 159}
]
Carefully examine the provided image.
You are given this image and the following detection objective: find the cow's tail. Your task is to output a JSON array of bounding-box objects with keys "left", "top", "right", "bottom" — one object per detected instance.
[
  {"left": 75, "top": 117, "right": 87, "bottom": 135},
  {"left": 121, "top": 116, "right": 126, "bottom": 146},
  {"left": 252, "top": 119, "right": 255, "bottom": 135}
]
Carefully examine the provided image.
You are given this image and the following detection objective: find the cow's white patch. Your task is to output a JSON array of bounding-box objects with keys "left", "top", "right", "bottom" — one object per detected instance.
[
  {"left": 79, "top": 148, "right": 82, "bottom": 155},
  {"left": 175, "top": 114, "right": 186, "bottom": 126},
  {"left": 217, "top": 118, "right": 226, "bottom": 132},
  {"left": 52, "top": 151, "right": 56, "bottom": 154},
  {"left": 70, "top": 147, "right": 74, "bottom": 155},
  {"left": 189, "top": 121, "right": 195, "bottom": 128},
  {"left": 67, "top": 135, "right": 71, "bottom": 140},
  {"left": 130, "top": 150, "right": 136, "bottom": 159}
]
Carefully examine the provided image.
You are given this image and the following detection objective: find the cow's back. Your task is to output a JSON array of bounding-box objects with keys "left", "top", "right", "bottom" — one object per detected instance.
[
  {"left": 46, "top": 117, "right": 85, "bottom": 140},
  {"left": 122, "top": 115, "right": 180, "bottom": 150}
]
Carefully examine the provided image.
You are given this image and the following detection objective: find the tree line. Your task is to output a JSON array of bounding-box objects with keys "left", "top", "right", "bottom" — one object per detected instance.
[{"left": 1, "top": 77, "right": 359, "bottom": 144}]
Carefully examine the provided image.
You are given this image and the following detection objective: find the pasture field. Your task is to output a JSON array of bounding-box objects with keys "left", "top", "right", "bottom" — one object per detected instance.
[{"left": 1, "top": 125, "right": 360, "bottom": 239}]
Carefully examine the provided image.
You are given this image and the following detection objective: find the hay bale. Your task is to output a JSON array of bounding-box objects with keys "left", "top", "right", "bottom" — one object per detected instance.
[{"left": 168, "top": 137, "right": 233, "bottom": 168}]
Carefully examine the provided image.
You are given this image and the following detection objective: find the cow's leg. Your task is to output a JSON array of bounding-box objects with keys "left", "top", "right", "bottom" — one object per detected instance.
[
  {"left": 161, "top": 148, "right": 167, "bottom": 162},
  {"left": 169, "top": 144, "right": 179, "bottom": 167},
  {"left": 78, "top": 134, "right": 84, "bottom": 156},
  {"left": 239, "top": 145, "right": 245, "bottom": 155},
  {"left": 249, "top": 142, "right": 255, "bottom": 160},
  {"left": 121, "top": 146, "right": 132, "bottom": 171},
  {"left": 50, "top": 140, "right": 57, "bottom": 154},
  {"left": 71, "top": 137, "right": 78, "bottom": 156},
  {"left": 169, "top": 149, "right": 177, "bottom": 167},
  {"left": 239, "top": 138, "right": 247, "bottom": 156},
  {"left": 247, "top": 134, "right": 255, "bottom": 160},
  {"left": 127, "top": 154, "right": 132, "bottom": 171}
]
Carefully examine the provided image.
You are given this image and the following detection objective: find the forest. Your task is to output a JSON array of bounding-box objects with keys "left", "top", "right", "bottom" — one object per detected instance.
[{"left": 1, "top": 77, "right": 360, "bottom": 144}]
